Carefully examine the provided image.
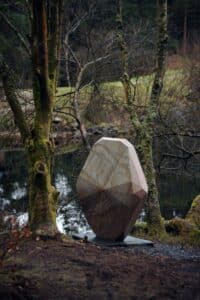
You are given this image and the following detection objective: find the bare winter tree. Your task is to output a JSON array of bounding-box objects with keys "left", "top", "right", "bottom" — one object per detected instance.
[
  {"left": 56, "top": 6, "right": 114, "bottom": 150},
  {"left": 116, "top": 0, "right": 168, "bottom": 235},
  {"left": 0, "top": 0, "right": 63, "bottom": 236}
]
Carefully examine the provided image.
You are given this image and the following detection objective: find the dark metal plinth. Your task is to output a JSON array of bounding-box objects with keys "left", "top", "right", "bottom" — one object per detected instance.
[{"left": 72, "top": 232, "right": 153, "bottom": 247}]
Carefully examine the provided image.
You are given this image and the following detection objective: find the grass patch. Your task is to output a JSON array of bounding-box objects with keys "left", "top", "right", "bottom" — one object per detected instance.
[
  {"left": 0, "top": 68, "right": 187, "bottom": 131},
  {"left": 56, "top": 69, "right": 185, "bottom": 109}
]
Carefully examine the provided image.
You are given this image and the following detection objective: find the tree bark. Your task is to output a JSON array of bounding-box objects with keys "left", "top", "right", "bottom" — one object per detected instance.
[
  {"left": 135, "top": 129, "right": 164, "bottom": 235},
  {"left": 116, "top": 0, "right": 141, "bottom": 135},
  {"left": 25, "top": 0, "right": 63, "bottom": 235},
  {"left": 63, "top": 33, "right": 71, "bottom": 87},
  {"left": 140, "top": 0, "right": 168, "bottom": 235},
  {"left": 73, "top": 66, "right": 91, "bottom": 150},
  {"left": 27, "top": 138, "right": 58, "bottom": 234},
  {"left": 116, "top": 0, "right": 167, "bottom": 236},
  {"left": 0, "top": 59, "right": 30, "bottom": 142},
  {"left": 1, "top": 1, "right": 62, "bottom": 235}
]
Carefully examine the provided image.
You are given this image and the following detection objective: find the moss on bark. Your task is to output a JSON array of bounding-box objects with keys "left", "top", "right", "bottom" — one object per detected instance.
[
  {"left": 27, "top": 137, "right": 59, "bottom": 234},
  {"left": 165, "top": 217, "right": 200, "bottom": 246},
  {"left": 1, "top": 1, "right": 63, "bottom": 236},
  {"left": 186, "top": 195, "right": 200, "bottom": 228},
  {"left": 133, "top": 218, "right": 200, "bottom": 246},
  {"left": 136, "top": 130, "right": 165, "bottom": 236},
  {"left": 116, "top": 0, "right": 167, "bottom": 237}
]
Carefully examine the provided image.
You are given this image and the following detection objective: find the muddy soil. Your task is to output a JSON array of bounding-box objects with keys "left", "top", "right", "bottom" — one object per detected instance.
[{"left": 0, "top": 235, "right": 200, "bottom": 300}]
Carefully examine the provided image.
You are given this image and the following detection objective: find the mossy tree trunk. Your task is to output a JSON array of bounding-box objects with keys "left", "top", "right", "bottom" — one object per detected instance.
[
  {"left": 135, "top": 0, "right": 168, "bottom": 235},
  {"left": 0, "top": 0, "right": 63, "bottom": 235},
  {"left": 136, "top": 129, "right": 165, "bottom": 235},
  {"left": 116, "top": 0, "right": 168, "bottom": 235},
  {"left": 28, "top": 0, "right": 63, "bottom": 234},
  {"left": 116, "top": 0, "right": 141, "bottom": 134}
]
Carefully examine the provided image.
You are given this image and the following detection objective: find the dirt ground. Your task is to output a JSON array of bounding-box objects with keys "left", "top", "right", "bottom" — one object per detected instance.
[{"left": 0, "top": 235, "right": 200, "bottom": 300}]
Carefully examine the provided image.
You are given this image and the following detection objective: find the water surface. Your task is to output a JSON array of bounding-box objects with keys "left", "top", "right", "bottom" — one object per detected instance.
[{"left": 0, "top": 150, "right": 199, "bottom": 233}]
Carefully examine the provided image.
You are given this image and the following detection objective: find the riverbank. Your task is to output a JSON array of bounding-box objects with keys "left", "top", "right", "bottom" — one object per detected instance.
[
  {"left": 0, "top": 233, "right": 200, "bottom": 300},
  {"left": 0, "top": 124, "right": 125, "bottom": 152}
]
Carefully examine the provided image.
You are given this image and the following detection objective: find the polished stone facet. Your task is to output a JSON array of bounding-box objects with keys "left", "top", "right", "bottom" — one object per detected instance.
[{"left": 76, "top": 137, "right": 148, "bottom": 241}]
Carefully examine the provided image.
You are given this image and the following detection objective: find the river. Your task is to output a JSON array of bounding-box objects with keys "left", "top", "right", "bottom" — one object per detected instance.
[{"left": 0, "top": 150, "right": 199, "bottom": 234}]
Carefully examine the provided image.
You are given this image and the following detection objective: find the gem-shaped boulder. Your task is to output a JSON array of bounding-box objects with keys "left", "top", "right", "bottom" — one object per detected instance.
[{"left": 76, "top": 137, "right": 148, "bottom": 241}]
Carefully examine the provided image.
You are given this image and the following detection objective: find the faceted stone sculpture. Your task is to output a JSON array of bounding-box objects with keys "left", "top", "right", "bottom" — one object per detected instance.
[{"left": 76, "top": 137, "right": 148, "bottom": 241}]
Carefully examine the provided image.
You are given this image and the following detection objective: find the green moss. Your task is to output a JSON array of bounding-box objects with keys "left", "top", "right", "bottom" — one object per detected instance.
[
  {"left": 135, "top": 130, "right": 165, "bottom": 237},
  {"left": 147, "top": 219, "right": 166, "bottom": 238},
  {"left": 164, "top": 217, "right": 200, "bottom": 246},
  {"left": 165, "top": 217, "right": 195, "bottom": 235},
  {"left": 132, "top": 221, "right": 148, "bottom": 235},
  {"left": 186, "top": 195, "right": 200, "bottom": 228},
  {"left": 189, "top": 229, "right": 200, "bottom": 247},
  {"left": 133, "top": 219, "right": 200, "bottom": 247},
  {"left": 26, "top": 136, "right": 58, "bottom": 234}
]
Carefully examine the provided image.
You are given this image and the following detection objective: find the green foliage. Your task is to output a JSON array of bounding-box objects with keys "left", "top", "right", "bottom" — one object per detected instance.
[{"left": 186, "top": 195, "right": 200, "bottom": 228}]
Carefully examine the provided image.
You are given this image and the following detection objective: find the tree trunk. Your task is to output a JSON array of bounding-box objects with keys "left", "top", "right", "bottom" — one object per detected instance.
[
  {"left": 1, "top": 1, "right": 63, "bottom": 235},
  {"left": 63, "top": 33, "right": 71, "bottom": 87},
  {"left": 136, "top": 130, "right": 164, "bottom": 235},
  {"left": 116, "top": 0, "right": 167, "bottom": 236},
  {"left": 27, "top": 138, "right": 58, "bottom": 234},
  {"left": 116, "top": 0, "right": 141, "bottom": 135},
  {"left": 141, "top": 0, "right": 168, "bottom": 235},
  {"left": 28, "top": 0, "right": 63, "bottom": 234},
  {"left": 73, "top": 67, "right": 91, "bottom": 150}
]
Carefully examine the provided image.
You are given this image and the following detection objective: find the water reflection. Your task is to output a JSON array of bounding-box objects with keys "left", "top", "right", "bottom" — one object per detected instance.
[{"left": 0, "top": 150, "right": 199, "bottom": 233}]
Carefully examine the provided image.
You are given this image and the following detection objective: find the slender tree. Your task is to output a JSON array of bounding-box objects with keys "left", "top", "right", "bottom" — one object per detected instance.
[
  {"left": 116, "top": 0, "right": 168, "bottom": 235},
  {"left": 140, "top": 0, "right": 168, "bottom": 235},
  {"left": 0, "top": 0, "right": 63, "bottom": 236}
]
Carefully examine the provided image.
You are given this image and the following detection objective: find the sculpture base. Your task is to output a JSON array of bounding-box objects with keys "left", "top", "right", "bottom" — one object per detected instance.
[{"left": 72, "top": 232, "right": 153, "bottom": 247}]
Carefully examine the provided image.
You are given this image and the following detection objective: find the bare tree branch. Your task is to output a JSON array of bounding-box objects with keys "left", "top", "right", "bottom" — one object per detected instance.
[
  {"left": 64, "top": 43, "right": 81, "bottom": 69},
  {"left": 68, "top": 12, "right": 88, "bottom": 35},
  {"left": 23, "top": 0, "right": 33, "bottom": 23},
  {"left": 54, "top": 109, "right": 80, "bottom": 124},
  {"left": 56, "top": 91, "right": 75, "bottom": 98},
  {"left": 84, "top": 55, "right": 110, "bottom": 70},
  {"left": 0, "top": 58, "right": 30, "bottom": 142}
]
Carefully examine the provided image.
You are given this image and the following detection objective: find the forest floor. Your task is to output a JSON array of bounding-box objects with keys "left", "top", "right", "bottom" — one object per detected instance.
[{"left": 0, "top": 232, "right": 200, "bottom": 300}]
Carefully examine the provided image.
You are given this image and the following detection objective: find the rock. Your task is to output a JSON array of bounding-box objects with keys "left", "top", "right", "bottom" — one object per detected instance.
[
  {"left": 165, "top": 217, "right": 200, "bottom": 246},
  {"left": 186, "top": 195, "right": 200, "bottom": 228},
  {"left": 87, "top": 125, "right": 118, "bottom": 135},
  {"left": 165, "top": 217, "right": 195, "bottom": 235},
  {"left": 76, "top": 137, "right": 148, "bottom": 241},
  {"left": 88, "top": 126, "right": 104, "bottom": 135}
]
